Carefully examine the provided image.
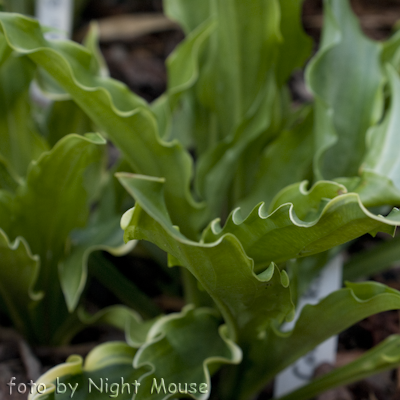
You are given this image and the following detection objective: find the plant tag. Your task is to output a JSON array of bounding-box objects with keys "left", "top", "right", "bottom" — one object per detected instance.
[
  {"left": 32, "top": 0, "right": 74, "bottom": 105},
  {"left": 35, "top": 0, "right": 74, "bottom": 39},
  {"left": 274, "top": 254, "right": 343, "bottom": 397}
]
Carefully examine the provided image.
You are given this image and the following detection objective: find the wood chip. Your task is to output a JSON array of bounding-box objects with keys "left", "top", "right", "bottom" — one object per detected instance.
[{"left": 77, "top": 14, "right": 180, "bottom": 43}]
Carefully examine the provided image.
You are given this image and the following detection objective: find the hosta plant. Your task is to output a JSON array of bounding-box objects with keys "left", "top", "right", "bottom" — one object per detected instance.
[{"left": 2, "top": 0, "right": 400, "bottom": 399}]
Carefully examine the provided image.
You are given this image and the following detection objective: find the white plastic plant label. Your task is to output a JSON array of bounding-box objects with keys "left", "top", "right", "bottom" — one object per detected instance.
[
  {"left": 32, "top": 0, "right": 74, "bottom": 105},
  {"left": 36, "top": 0, "right": 74, "bottom": 39},
  {"left": 274, "top": 254, "right": 343, "bottom": 397}
]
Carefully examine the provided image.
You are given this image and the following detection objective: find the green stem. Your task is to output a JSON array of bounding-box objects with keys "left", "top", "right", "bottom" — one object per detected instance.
[
  {"left": 181, "top": 267, "right": 205, "bottom": 307},
  {"left": 88, "top": 252, "right": 161, "bottom": 319},
  {"left": 275, "top": 335, "right": 400, "bottom": 400}
]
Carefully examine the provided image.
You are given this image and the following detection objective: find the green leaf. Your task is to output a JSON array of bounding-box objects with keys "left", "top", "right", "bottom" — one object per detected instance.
[
  {"left": 30, "top": 342, "right": 144, "bottom": 400},
  {"left": 306, "top": 0, "right": 383, "bottom": 179},
  {"left": 0, "top": 155, "right": 19, "bottom": 191},
  {"left": 236, "top": 281, "right": 400, "bottom": 400},
  {"left": 195, "top": 71, "right": 280, "bottom": 215},
  {"left": 191, "top": 0, "right": 311, "bottom": 212},
  {"left": 334, "top": 64, "right": 400, "bottom": 208},
  {"left": 382, "top": 29, "right": 400, "bottom": 72},
  {"left": 44, "top": 100, "right": 93, "bottom": 147},
  {"left": 78, "top": 305, "right": 147, "bottom": 347},
  {"left": 237, "top": 109, "right": 314, "bottom": 216},
  {"left": 32, "top": 307, "right": 240, "bottom": 400},
  {"left": 133, "top": 306, "right": 241, "bottom": 400},
  {"left": 8, "top": 133, "right": 105, "bottom": 289},
  {"left": 35, "top": 22, "right": 108, "bottom": 101},
  {"left": 203, "top": 180, "right": 400, "bottom": 270},
  {"left": 0, "top": 188, "right": 13, "bottom": 232},
  {"left": 0, "top": 133, "right": 105, "bottom": 343},
  {"left": 276, "top": 0, "right": 313, "bottom": 85},
  {"left": 349, "top": 65, "right": 400, "bottom": 206},
  {"left": 276, "top": 334, "right": 400, "bottom": 400},
  {"left": 164, "top": 0, "right": 210, "bottom": 34},
  {"left": 59, "top": 161, "right": 140, "bottom": 313},
  {"left": 336, "top": 171, "right": 400, "bottom": 209},
  {"left": 2, "top": 0, "right": 34, "bottom": 14},
  {"left": 0, "top": 229, "right": 42, "bottom": 340},
  {"left": 0, "top": 31, "right": 11, "bottom": 66},
  {"left": 161, "top": 0, "right": 311, "bottom": 217},
  {"left": 0, "top": 52, "right": 48, "bottom": 177},
  {"left": 118, "top": 174, "right": 294, "bottom": 341},
  {"left": 59, "top": 217, "right": 134, "bottom": 312},
  {"left": 0, "top": 12, "right": 206, "bottom": 239},
  {"left": 344, "top": 234, "right": 400, "bottom": 281},
  {"left": 151, "top": 18, "right": 215, "bottom": 141}
]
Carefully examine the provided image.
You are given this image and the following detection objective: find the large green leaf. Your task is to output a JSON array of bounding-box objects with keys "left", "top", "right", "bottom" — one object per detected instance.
[
  {"left": 0, "top": 12, "right": 206, "bottom": 239},
  {"left": 30, "top": 307, "right": 240, "bottom": 400},
  {"left": 236, "top": 281, "right": 400, "bottom": 400},
  {"left": 119, "top": 174, "right": 400, "bottom": 399},
  {"left": 118, "top": 174, "right": 297, "bottom": 341},
  {"left": 203, "top": 180, "right": 400, "bottom": 270},
  {"left": 0, "top": 229, "right": 42, "bottom": 340},
  {"left": 306, "top": 0, "right": 383, "bottom": 180},
  {"left": 118, "top": 174, "right": 400, "bottom": 341}
]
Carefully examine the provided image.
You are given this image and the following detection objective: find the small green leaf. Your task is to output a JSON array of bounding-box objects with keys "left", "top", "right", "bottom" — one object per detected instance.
[
  {"left": 29, "top": 342, "right": 144, "bottom": 400},
  {"left": 0, "top": 229, "right": 42, "bottom": 340},
  {"left": 345, "top": 65, "right": 400, "bottom": 207},
  {"left": 59, "top": 217, "right": 134, "bottom": 312},
  {"left": 0, "top": 133, "right": 105, "bottom": 343},
  {"left": 306, "top": 0, "right": 383, "bottom": 179},
  {"left": 133, "top": 306, "right": 241, "bottom": 400},
  {"left": 8, "top": 133, "right": 105, "bottom": 288}
]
